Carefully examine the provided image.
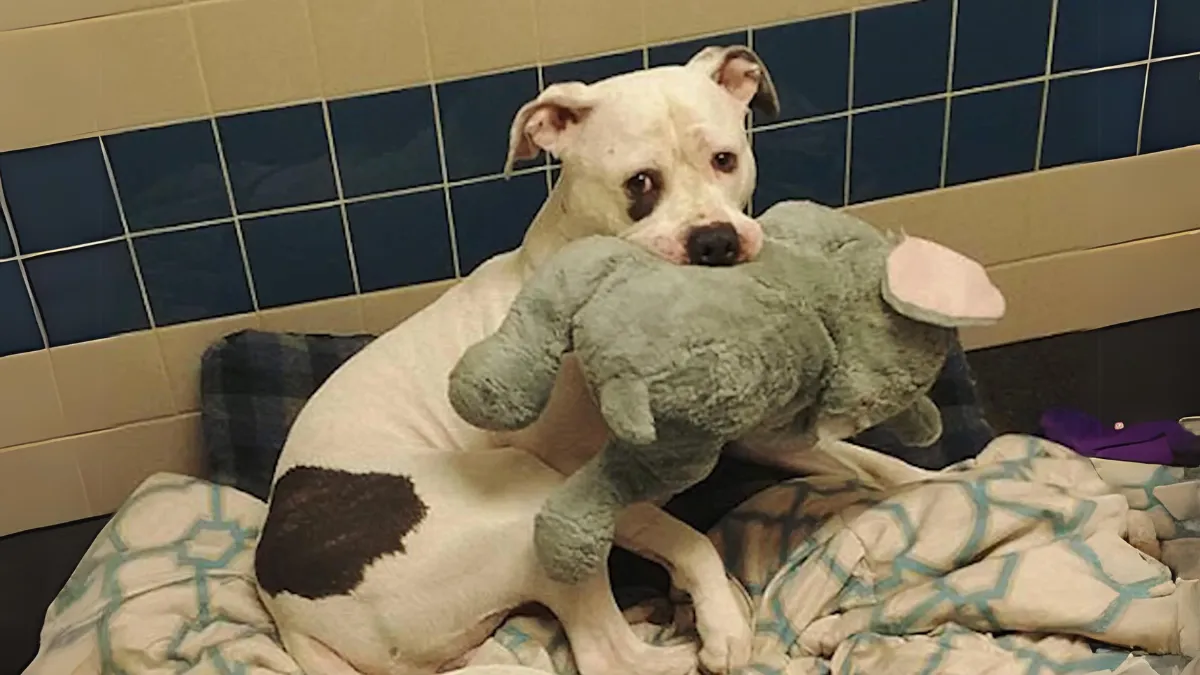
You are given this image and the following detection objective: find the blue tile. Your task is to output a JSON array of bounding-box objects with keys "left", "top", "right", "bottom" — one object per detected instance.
[
  {"left": 218, "top": 104, "right": 337, "bottom": 214},
  {"left": 25, "top": 242, "right": 149, "bottom": 346},
  {"left": 544, "top": 51, "right": 643, "bottom": 86},
  {"left": 106, "top": 121, "right": 231, "bottom": 232},
  {"left": 0, "top": 262, "right": 42, "bottom": 356},
  {"left": 0, "top": 140, "right": 122, "bottom": 254},
  {"left": 451, "top": 173, "right": 546, "bottom": 274},
  {"left": 439, "top": 69, "right": 540, "bottom": 181},
  {"left": 329, "top": 88, "right": 442, "bottom": 198},
  {"left": 754, "top": 15, "right": 851, "bottom": 123},
  {"left": 133, "top": 223, "right": 253, "bottom": 326},
  {"left": 946, "top": 83, "right": 1042, "bottom": 186},
  {"left": 0, "top": 210, "right": 11, "bottom": 258},
  {"left": 647, "top": 31, "right": 749, "bottom": 67},
  {"left": 1153, "top": 0, "right": 1200, "bottom": 58},
  {"left": 1053, "top": 0, "right": 1154, "bottom": 72},
  {"left": 347, "top": 190, "right": 455, "bottom": 292},
  {"left": 854, "top": 0, "right": 952, "bottom": 107},
  {"left": 242, "top": 207, "right": 354, "bottom": 308},
  {"left": 1142, "top": 56, "right": 1200, "bottom": 154},
  {"left": 1042, "top": 66, "right": 1144, "bottom": 169},
  {"left": 849, "top": 100, "right": 945, "bottom": 203},
  {"left": 753, "top": 118, "right": 848, "bottom": 211},
  {"left": 953, "top": 0, "right": 1052, "bottom": 89}
]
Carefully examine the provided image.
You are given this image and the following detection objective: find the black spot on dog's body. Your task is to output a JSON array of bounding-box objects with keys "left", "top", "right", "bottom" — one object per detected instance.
[{"left": 255, "top": 466, "right": 428, "bottom": 600}]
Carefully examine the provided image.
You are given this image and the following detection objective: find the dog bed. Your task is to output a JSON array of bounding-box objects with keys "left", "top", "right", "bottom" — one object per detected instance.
[{"left": 23, "top": 331, "right": 1200, "bottom": 674}]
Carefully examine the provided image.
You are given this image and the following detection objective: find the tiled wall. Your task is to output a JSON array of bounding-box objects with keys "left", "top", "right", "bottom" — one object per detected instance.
[{"left": 0, "top": 0, "right": 1198, "bottom": 535}]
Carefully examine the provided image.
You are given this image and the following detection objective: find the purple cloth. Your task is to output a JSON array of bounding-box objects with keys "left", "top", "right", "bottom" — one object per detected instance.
[{"left": 1039, "top": 408, "right": 1196, "bottom": 464}]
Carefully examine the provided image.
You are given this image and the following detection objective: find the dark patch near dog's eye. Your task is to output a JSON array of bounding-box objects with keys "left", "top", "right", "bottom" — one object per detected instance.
[
  {"left": 256, "top": 466, "right": 428, "bottom": 600},
  {"left": 624, "top": 169, "right": 662, "bottom": 222},
  {"left": 712, "top": 152, "right": 738, "bottom": 174}
]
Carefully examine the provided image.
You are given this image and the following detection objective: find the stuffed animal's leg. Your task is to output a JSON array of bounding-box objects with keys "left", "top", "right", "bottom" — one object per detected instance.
[
  {"left": 537, "top": 562, "right": 698, "bottom": 675},
  {"left": 876, "top": 395, "right": 943, "bottom": 448},
  {"left": 535, "top": 439, "right": 723, "bottom": 584},
  {"left": 615, "top": 503, "right": 753, "bottom": 674}
]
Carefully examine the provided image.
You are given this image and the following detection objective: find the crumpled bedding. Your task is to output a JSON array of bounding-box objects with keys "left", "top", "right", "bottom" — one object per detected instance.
[{"left": 25, "top": 435, "right": 1200, "bottom": 675}]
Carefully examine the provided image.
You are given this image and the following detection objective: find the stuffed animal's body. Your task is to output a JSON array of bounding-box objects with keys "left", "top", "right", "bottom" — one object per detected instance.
[{"left": 449, "top": 200, "right": 1005, "bottom": 583}]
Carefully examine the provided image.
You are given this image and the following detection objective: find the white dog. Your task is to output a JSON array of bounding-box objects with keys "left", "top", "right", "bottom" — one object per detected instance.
[{"left": 255, "top": 46, "right": 806, "bottom": 675}]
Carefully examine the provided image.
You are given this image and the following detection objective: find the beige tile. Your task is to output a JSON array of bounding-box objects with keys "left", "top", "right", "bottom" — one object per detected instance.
[
  {"left": 536, "top": 0, "right": 642, "bottom": 63},
  {"left": 0, "top": 441, "right": 90, "bottom": 537},
  {"left": 423, "top": 0, "right": 538, "bottom": 79},
  {"left": 308, "top": 0, "right": 430, "bottom": 97},
  {"left": 0, "top": 0, "right": 184, "bottom": 32},
  {"left": 846, "top": 174, "right": 1039, "bottom": 267},
  {"left": 1033, "top": 145, "right": 1200, "bottom": 253},
  {"left": 361, "top": 279, "right": 457, "bottom": 335},
  {"left": 51, "top": 331, "right": 176, "bottom": 435},
  {"left": 157, "top": 313, "right": 261, "bottom": 413},
  {"left": 0, "top": 23, "right": 100, "bottom": 151},
  {"left": 0, "top": 351, "right": 67, "bottom": 449},
  {"left": 89, "top": 8, "right": 209, "bottom": 132},
  {"left": 961, "top": 229, "right": 1200, "bottom": 350},
  {"left": 75, "top": 414, "right": 204, "bottom": 515},
  {"left": 190, "top": 0, "right": 322, "bottom": 112},
  {"left": 643, "top": 0, "right": 877, "bottom": 44},
  {"left": 259, "top": 295, "right": 367, "bottom": 335},
  {"left": 846, "top": 145, "right": 1200, "bottom": 267}
]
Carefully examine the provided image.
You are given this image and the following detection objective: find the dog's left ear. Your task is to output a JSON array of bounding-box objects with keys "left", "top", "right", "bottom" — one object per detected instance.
[
  {"left": 505, "top": 82, "right": 598, "bottom": 174},
  {"left": 687, "top": 45, "right": 780, "bottom": 120}
]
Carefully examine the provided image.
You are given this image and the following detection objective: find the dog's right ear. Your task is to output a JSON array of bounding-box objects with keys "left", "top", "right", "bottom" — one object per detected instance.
[{"left": 505, "top": 82, "right": 597, "bottom": 175}]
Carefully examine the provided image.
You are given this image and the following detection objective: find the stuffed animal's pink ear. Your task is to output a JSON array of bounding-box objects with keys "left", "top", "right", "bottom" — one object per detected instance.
[{"left": 882, "top": 236, "right": 1006, "bottom": 328}]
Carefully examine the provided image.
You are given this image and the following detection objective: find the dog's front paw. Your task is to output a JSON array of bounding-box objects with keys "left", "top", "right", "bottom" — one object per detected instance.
[{"left": 695, "top": 579, "right": 753, "bottom": 673}]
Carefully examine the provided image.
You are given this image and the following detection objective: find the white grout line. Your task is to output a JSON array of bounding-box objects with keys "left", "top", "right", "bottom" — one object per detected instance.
[
  {"left": 319, "top": 100, "right": 362, "bottom": 295},
  {"left": 342, "top": 182, "right": 444, "bottom": 205},
  {"left": 428, "top": 81, "right": 462, "bottom": 279},
  {"left": 642, "top": 46, "right": 651, "bottom": 69},
  {"left": 0, "top": 173, "right": 50, "bottom": 350},
  {"left": 938, "top": 0, "right": 960, "bottom": 188},
  {"left": 209, "top": 118, "right": 261, "bottom": 312},
  {"left": 126, "top": 216, "right": 235, "bottom": 239},
  {"left": 842, "top": 12, "right": 857, "bottom": 206},
  {"left": 751, "top": 54, "right": 1169, "bottom": 140},
  {"left": 0, "top": 165, "right": 554, "bottom": 265},
  {"left": 1034, "top": 0, "right": 1061, "bottom": 171},
  {"left": 98, "top": 137, "right": 157, "bottom": 330},
  {"left": 1136, "top": 0, "right": 1160, "bottom": 155}
]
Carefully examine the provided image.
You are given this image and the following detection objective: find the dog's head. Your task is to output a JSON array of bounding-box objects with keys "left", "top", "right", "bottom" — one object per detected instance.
[{"left": 506, "top": 46, "right": 779, "bottom": 266}]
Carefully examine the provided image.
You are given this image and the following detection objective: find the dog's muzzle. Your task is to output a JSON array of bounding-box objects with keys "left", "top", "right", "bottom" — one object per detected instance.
[{"left": 685, "top": 223, "right": 740, "bottom": 266}]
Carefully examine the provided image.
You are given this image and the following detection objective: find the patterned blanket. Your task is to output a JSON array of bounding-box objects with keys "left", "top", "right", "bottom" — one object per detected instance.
[
  {"left": 468, "top": 435, "right": 1200, "bottom": 675},
  {"left": 26, "top": 436, "right": 1200, "bottom": 675}
]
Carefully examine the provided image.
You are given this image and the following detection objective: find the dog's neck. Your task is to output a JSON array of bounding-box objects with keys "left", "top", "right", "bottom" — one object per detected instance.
[{"left": 516, "top": 172, "right": 600, "bottom": 279}]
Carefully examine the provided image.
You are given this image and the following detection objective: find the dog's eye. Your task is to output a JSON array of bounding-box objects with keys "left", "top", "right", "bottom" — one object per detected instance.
[
  {"left": 711, "top": 152, "right": 738, "bottom": 173},
  {"left": 624, "top": 170, "right": 662, "bottom": 222},
  {"left": 624, "top": 171, "right": 658, "bottom": 197}
]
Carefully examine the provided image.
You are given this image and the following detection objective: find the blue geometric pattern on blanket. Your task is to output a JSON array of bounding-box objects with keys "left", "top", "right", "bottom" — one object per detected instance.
[
  {"left": 33, "top": 474, "right": 292, "bottom": 675},
  {"left": 480, "top": 436, "right": 1187, "bottom": 675}
]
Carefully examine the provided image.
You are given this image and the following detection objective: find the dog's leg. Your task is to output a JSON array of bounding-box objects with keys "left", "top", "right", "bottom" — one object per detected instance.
[
  {"left": 615, "top": 504, "right": 753, "bottom": 674},
  {"left": 538, "top": 563, "right": 698, "bottom": 675}
]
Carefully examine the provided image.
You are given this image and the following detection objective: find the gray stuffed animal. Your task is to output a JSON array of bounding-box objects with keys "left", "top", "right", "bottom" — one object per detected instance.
[{"left": 448, "top": 200, "right": 1005, "bottom": 583}]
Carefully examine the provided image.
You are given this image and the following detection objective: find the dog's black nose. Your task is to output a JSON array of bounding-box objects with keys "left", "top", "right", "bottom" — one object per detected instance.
[{"left": 685, "top": 223, "right": 740, "bottom": 266}]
